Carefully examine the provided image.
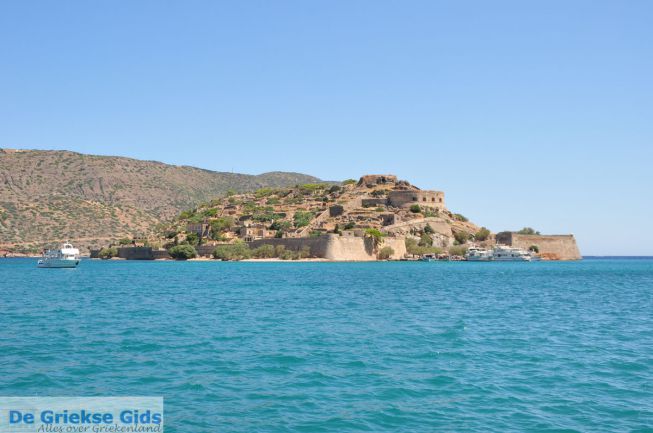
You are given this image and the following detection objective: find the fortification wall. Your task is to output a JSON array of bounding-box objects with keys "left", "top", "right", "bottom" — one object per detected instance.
[
  {"left": 248, "top": 237, "right": 330, "bottom": 257},
  {"left": 249, "top": 234, "right": 406, "bottom": 261},
  {"left": 496, "top": 233, "right": 581, "bottom": 260},
  {"left": 118, "top": 246, "right": 154, "bottom": 260}
]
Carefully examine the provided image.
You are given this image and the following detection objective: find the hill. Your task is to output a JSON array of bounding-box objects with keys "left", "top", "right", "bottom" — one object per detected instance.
[{"left": 0, "top": 149, "right": 321, "bottom": 252}]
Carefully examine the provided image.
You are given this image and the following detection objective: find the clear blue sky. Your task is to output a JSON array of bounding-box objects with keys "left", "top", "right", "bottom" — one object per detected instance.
[{"left": 1, "top": 1, "right": 652, "bottom": 255}]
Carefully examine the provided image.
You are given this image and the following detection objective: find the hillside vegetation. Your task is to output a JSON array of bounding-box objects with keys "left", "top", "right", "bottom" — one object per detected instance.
[{"left": 0, "top": 149, "right": 321, "bottom": 252}]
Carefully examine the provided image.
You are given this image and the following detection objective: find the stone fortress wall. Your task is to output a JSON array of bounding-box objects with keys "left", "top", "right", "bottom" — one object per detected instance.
[
  {"left": 495, "top": 232, "right": 581, "bottom": 260},
  {"left": 387, "top": 190, "right": 445, "bottom": 210},
  {"left": 249, "top": 234, "right": 406, "bottom": 261}
]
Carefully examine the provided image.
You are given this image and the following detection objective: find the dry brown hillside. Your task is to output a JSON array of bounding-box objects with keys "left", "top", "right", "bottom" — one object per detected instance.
[{"left": 0, "top": 149, "right": 321, "bottom": 252}]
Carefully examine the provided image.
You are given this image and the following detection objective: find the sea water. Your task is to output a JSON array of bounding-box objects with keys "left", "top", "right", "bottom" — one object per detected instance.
[{"left": 0, "top": 258, "right": 651, "bottom": 432}]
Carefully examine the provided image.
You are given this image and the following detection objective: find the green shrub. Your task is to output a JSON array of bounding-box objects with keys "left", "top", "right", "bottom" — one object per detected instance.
[
  {"left": 448, "top": 245, "right": 468, "bottom": 256},
  {"left": 98, "top": 247, "right": 118, "bottom": 259},
  {"left": 453, "top": 213, "right": 468, "bottom": 222},
  {"left": 270, "top": 220, "right": 292, "bottom": 231},
  {"left": 475, "top": 227, "right": 491, "bottom": 241},
  {"left": 405, "top": 238, "right": 442, "bottom": 256},
  {"left": 210, "top": 217, "right": 234, "bottom": 235},
  {"left": 118, "top": 238, "right": 132, "bottom": 245},
  {"left": 298, "top": 246, "right": 311, "bottom": 259},
  {"left": 410, "top": 204, "right": 421, "bottom": 213},
  {"left": 252, "top": 244, "right": 276, "bottom": 258},
  {"left": 343, "top": 222, "right": 355, "bottom": 230},
  {"left": 254, "top": 187, "right": 278, "bottom": 199},
  {"left": 168, "top": 244, "right": 197, "bottom": 260},
  {"left": 178, "top": 210, "right": 195, "bottom": 220},
  {"left": 378, "top": 246, "right": 394, "bottom": 260},
  {"left": 274, "top": 245, "right": 287, "bottom": 256},
  {"left": 453, "top": 231, "right": 469, "bottom": 244},
  {"left": 202, "top": 208, "right": 218, "bottom": 217},
  {"left": 299, "top": 184, "right": 324, "bottom": 195},
  {"left": 423, "top": 207, "right": 439, "bottom": 217},
  {"left": 529, "top": 245, "right": 539, "bottom": 253},
  {"left": 293, "top": 211, "right": 314, "bottom": 228},
  {"left": 342, "top": 179, "right": 357, "bottom": 185},
  {"left": 212, "top": 242, "right": 252, "bottom": 261},
  {"left": 423, "top": 224, "right": 434, "bottom": 234}
]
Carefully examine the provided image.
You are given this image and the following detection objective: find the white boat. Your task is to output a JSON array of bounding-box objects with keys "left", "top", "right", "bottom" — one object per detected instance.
[
  {"left": 37, "top": 242, "right": 81, "bottom": 268},
  {"left": 491, "top": 245, "right": 532, "bottom": 261},
  {"left": 465, "top": 246, "right": 493, "bottom": 261}
]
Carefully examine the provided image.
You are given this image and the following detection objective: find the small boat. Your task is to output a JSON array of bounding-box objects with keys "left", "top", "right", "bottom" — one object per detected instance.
[
  {"left": 419, "top": 253, "right": 437, "bottom": 262},
  {"left": 465, "top": 246, "right": 493, "bottom": 261},
  {"left": 491, "top": 245, "right": 532, "bottom": 261},
  {"left": 37, "top": 242, "right": 81, "bottom": 268}
]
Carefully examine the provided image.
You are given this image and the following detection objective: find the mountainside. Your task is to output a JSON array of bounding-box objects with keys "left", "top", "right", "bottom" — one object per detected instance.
[{"left": 0, "top": 149, "right": 321, "bottom": 252}]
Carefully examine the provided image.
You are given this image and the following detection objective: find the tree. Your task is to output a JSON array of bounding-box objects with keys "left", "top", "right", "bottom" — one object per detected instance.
[
  {"left": 518, "top": 227, "right": 541, "bottom": 235},
  {"left": 419, "top": 233, "right": 433, "bottom": 247},
  {"left": 98, "top": 247, "right": 118, "bottom": 259},
  {"left": 448, "top": 245, "right": 468, "bottom": 257},
  {"left": 424, "top": 224, "right": 434, "bottom": 234},
  {"left": 364, "top": 228, "right": 385, "bottom": 249},
  {"left": 210, "top": 217, "right": 234, "bottom": 236},
  {"left": 405, "top": 238, "right": 442, "bottom": 256},
  {"left": 475, "top": 227, "right": 491, "bottom": 241},
  {"left": 410, "top": 204, "right": 421, "bottom": 213},
  {"left": 185, "top": 232, "right": 199, "bottom": 246},
  {"left": 529, "top": 245, "right": 539, "bottom": 253},
  {"left": 343, "top": 222, "right": 355, "bottom": 230},
  {"left": 378, "top": 246, "right": 394, "bottom": 260},
  {"left": 168, "top": 244, "right": 197, "bottom": 260},
  {"left": 118, "top": 238, "right": 132, "bottom": 245}
]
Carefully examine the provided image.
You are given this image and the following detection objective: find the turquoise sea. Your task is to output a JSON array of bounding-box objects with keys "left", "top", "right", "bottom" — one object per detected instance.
[{"left": 0, "top": 258, "right": 651, "bottom": 432}]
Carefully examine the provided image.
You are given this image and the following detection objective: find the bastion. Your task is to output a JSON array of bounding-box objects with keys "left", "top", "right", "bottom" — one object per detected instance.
[{"left": 495, "top": 232, "right": 581, "bottom": 260}]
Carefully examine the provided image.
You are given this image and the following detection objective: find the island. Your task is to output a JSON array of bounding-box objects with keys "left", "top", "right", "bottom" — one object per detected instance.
[{"left": 90, "top": 175, "right": 581, "bottom": 261}]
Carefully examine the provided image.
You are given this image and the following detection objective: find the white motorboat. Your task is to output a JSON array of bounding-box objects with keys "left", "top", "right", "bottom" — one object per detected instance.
[
  {"left": 491, "top": 245, "right": 532, "bottom": 261},
  {"left": 37, "top": 242, "right": 81, "bottom": 268},
  {"left": 465, "top": 246, "right": 493, "bottom": 261}
]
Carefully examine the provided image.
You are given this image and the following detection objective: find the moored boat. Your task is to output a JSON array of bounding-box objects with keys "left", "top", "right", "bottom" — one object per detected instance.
[
  {"left": 491, "top": 244, "right": 531, "bottom": 261},
  {"left": 465, "top": 246, "right": 493, "bottom": 261},
  {"left": 37, "top": 242, "right": 81, "bottom": 268}
]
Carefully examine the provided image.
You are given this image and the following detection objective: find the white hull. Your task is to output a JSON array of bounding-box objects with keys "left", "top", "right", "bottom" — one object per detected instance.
[
  {"left": 492, "top": 256, "right": 531, "bottom": 262},
  {"left": 37, "top": 242, "right": 81, "bottom": 268},
  {"left": 38, "top": 258, "right": 80, "bottom": 268}
]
